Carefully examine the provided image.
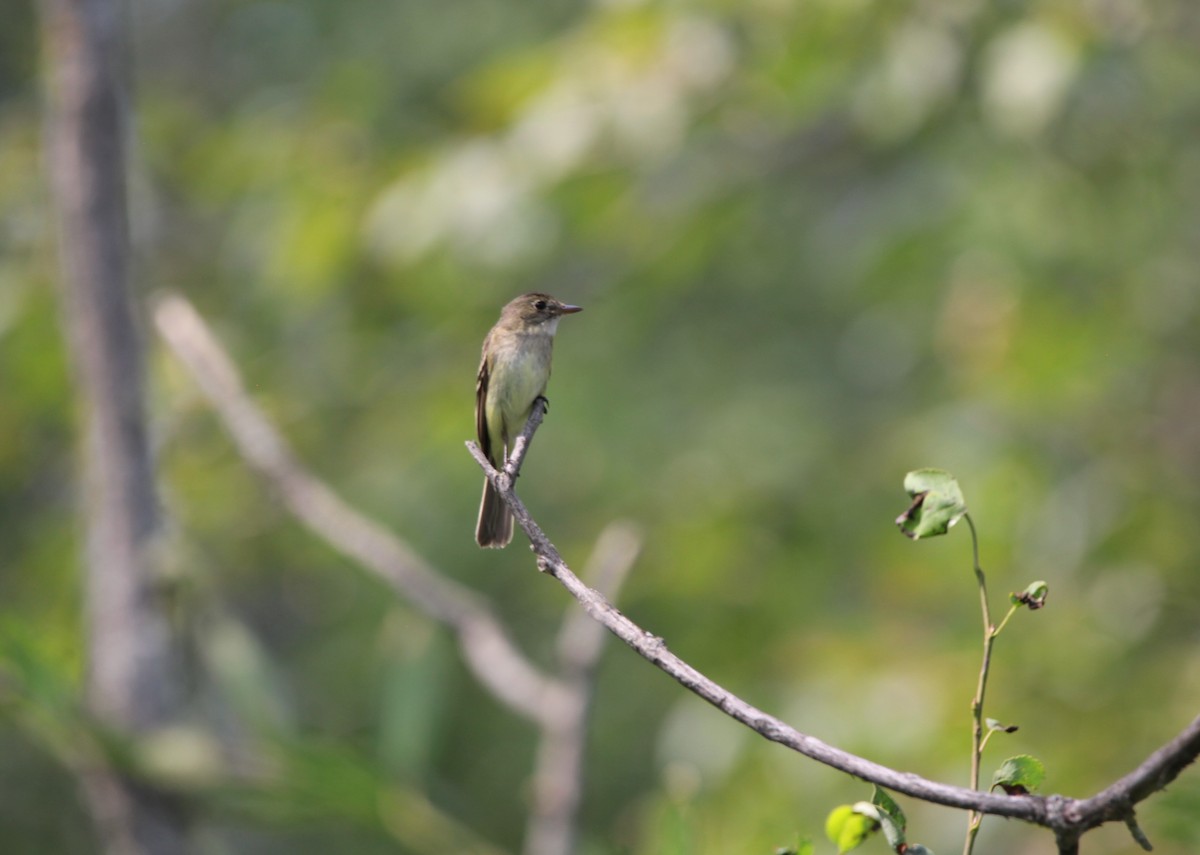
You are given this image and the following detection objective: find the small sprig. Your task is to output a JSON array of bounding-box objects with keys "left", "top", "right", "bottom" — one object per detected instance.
[{"left": 895, "top": 469, "right": 1049, "bottom": 855}]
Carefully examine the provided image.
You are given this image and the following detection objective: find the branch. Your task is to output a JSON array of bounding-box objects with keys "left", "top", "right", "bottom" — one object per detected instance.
[
  {"left": 40, "top": 0, "right": 185, "bottom": 850},
  {"left": 504, "top": 396, "right": 545, "bottom": 482},
  {"left": 1074, "top": 712, "right": 1200, "bottom": 830},
  {"left": 964, "top": 513, "right": 993, "bottom": 855},
  {"left": 152, "top": 293, "right": 570, "bottom": 729},
  {"left": 152, "top": 291, "right": 1200, "bottom": 850},
  {"left": 468, "top": 434, "right": 1200, "bottom": 845},
  {"left": 468, "top": 440, "right": 1030, "bottom": 816}
]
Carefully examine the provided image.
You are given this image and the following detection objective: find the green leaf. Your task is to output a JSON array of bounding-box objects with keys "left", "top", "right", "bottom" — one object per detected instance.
[
  {"left": 871, "top": 786, "right": 904, "bottom": 830},
  {"left": 1010, "top": 581, "right": 1049, "bottom": 610},
  {"left": 991, "top": 754, "right": 1046, "bottom": 794},
  {"left": 824, "top": 804, "right": 879, "bottom": 853},
  {"left": 895, "top": 469, "right": 967, "bottom": 540},
  {"left": 871, "top": 786, "right": 906, "bottom": 849}
]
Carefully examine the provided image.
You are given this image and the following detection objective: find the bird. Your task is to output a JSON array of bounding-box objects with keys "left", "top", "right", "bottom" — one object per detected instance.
[{"left": 475, "top": 292, "right": 582, "bottom": 548}]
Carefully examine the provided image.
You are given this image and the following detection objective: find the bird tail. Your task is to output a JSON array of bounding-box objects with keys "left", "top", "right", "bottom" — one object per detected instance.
[{"left": 475, "top": 476, "right": 513, "bottom": 548}]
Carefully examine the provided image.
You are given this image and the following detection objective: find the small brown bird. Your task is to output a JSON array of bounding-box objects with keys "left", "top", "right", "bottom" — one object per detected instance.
[{"left": 475, "top": 293, "right": 582, "bottom": 548}]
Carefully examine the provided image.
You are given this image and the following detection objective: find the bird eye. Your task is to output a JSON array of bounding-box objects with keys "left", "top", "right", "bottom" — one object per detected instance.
[{"left": 534, "top": 299, "right": 547, "bottom": 311}]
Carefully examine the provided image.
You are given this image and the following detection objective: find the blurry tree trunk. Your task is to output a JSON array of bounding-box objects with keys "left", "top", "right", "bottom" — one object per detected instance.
[{"left": 39, "top": 0, "right": 185, "bottom": 852}]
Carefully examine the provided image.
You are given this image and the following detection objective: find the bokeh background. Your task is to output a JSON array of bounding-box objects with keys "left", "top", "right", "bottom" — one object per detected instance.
[{"left": 3, "top": 0, "right": 1200, "bottom": 852}]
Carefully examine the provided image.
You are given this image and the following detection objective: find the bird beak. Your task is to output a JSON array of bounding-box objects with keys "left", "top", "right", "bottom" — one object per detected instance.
[{"left": 559, "top": 304, "right": 583, "bottom": 314}]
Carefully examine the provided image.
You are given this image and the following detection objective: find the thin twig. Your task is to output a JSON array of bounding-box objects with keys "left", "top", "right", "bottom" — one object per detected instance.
[
  {"left": 504, "top": 398, "right": 545, "bottom": 483},
  {"left": 152, "top": 293, "right": 569, "bottom": 729},
  {"left": 964, "top": 512, "right": 991, "bottom": 855}
]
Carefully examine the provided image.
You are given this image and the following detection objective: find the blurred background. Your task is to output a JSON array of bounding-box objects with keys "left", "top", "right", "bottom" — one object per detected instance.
[{"left": 3, "top": 0, "right": 1200, "bottom": 852}]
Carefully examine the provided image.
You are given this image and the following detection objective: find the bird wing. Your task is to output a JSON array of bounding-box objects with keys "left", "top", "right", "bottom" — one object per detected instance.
[{"left": 475, "top": 336, "right": 493, "bottom": 463}]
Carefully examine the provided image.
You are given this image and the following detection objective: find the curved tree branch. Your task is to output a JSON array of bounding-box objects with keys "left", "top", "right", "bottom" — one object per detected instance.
[
  {"left": 1071, "top": 712, "right": 1200, "bottom": 834},
  {"left": 151, "top": 291, "right": 1200, "bottom": 853},
  {"left": 468, "top": 418, "right": 1200, "bottom": 850}
]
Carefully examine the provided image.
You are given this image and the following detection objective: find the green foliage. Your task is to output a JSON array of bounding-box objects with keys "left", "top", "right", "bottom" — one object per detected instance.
[
  {"left": 1010, "top": 580, "right": 1050, "bottom": 610},
  {"left": 991, "top": 755, "right": 1047, "bottom": 795},
  {"left": 824, "top": 804, "right": 878, "bottom": 854},
  {"left": 870, "top": 786, "right": 907, "bottom": 851},
  {"left": 4, "top": 0, "right": 1200, "bottom": 850},
  {"left": 0, "top": 625, "right": 86, "bottom": 761},
  {"left": 895, "top": 469, "right": 967, "bottom": 540}
]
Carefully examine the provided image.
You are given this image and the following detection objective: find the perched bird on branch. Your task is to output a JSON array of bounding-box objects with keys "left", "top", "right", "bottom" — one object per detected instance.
[{"left": 475, "top": 293, "right": 582, "bottom": 548}]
